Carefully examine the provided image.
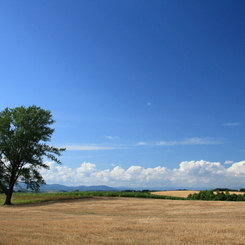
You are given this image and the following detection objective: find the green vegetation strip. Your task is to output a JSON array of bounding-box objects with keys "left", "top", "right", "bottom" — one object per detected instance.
[
  {"left": 187, "top": 190, "right": 245, "bottom": 201},
  {"left": 0, "top": 191, "right": 186, "bottom": 205},
  {"left": 0, "top": 192, "right": 89, "bottom": 205},
  {"left": 3, "top": 190, "right": 245, "bottom": 205}
]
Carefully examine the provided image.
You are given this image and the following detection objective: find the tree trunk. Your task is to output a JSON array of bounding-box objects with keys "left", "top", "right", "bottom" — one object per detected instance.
[{"left": 4, "top": 189, "right": 13, "bottom": 205}]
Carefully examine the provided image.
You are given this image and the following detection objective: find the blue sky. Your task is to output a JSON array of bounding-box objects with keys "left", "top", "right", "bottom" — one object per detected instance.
[{"left": 1, "top": 1, "right": 245, "bottom": 188}]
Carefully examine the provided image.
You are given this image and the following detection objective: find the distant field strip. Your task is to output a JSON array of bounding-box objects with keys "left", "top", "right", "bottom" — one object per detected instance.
[
  {"left": 152, "top": 190, "right": 244, "bottom": 198},
  {"left": 151, "top": 191, "right": 199, "bottom": 198}
]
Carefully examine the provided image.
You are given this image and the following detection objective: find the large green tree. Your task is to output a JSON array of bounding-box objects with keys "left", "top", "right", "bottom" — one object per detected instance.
[{"left": 0, "top": 105, "right": 65, "bottom": 205}]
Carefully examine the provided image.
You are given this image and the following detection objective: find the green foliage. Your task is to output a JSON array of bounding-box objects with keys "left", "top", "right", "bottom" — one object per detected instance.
[
  {"left": 212, "top": 188, "right": 238, "bottom": 192},
  {"left": 0, "top": 191, "right": 188, "bottom": 205},
  {"left": 5, "top": 189, "right": 245, "bottom": 206},
  {"left": 68, "top": 190, "right": 187, "bottom": 200},
  {"left": 187, "top": 190, "right": 245, "bottom": 201},
  {"left": 0, "top": 105, "right": 65, "bottom": 205}
]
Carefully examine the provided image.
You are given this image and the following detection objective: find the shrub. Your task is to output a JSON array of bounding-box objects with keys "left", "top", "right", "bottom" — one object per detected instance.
[{"left": 187, "top": 190, "right": 245, "bottom": 201}]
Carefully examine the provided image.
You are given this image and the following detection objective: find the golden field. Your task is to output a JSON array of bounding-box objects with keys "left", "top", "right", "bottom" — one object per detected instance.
[
  {"left": 1, "top": 195, "right": 245, "bottom": 244},
  {"left": 152, "top": 190, "right": 244, "bottom": 198},
  {"left": 152, "top": 190, "right": 199, "bottom": 197}
]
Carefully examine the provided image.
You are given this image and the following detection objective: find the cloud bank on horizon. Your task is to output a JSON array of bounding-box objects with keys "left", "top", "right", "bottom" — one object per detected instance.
[{"left": 41, "top": 160, "right": 245, "bottom": 189}]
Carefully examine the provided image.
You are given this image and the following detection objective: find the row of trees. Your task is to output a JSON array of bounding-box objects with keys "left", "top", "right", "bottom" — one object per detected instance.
[
  {"left": 0, "top": 106, "right": 65, "bottom": 205},
  {"left": 187, "top": 190, "right": 245, "bottom": 201}
]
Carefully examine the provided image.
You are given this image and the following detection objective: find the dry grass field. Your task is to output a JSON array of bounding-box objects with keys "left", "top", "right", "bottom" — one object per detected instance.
[
  {"left": 1, "top": 195, "right": 245, "bottom": 245},
  {"left": 152, "top": 190, "right": 244, "bottom": 198},
  {"left": 152, "top": 190, "right": 199, "bottom": 198}
]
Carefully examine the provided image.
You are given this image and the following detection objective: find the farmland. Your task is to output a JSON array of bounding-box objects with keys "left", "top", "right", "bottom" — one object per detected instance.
[
  {"left": 1, "top": 191, "right": 245, "bottom": 244},
  {"left": 152, "top": 190, "right": 245, "bottom": 198},
  {"left": 151, "top": 190, "right": 199, "bottom": 198}
]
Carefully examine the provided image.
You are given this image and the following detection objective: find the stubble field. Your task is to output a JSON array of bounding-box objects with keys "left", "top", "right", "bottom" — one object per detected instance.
[
  {"left": 1, "top": 194, "right": 245, "bottom": 245},
  {"left": 152, "top": 190, "right": 244, "bottom": 198}
]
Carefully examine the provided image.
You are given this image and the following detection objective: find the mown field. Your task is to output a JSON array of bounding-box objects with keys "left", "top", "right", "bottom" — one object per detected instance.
[
  {"left": 152, "top": 190, "right": 244, "bottom": 198},
  {"left": 152, "top": 190, "right": 199, "bottom": 197},
  {"left": 1, "top": 191, "right": 245, "bottom": 244}
]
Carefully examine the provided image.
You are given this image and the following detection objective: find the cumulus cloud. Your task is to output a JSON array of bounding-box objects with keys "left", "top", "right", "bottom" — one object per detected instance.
[
  {"left": 177, "top": 160, "right": 225, "bottom": 175},
  {"left": 227, "top": 161, "right": 245, "bottom": 175},
  {"left": 41, "top": 160, "right": 245, "bottom": 189}
]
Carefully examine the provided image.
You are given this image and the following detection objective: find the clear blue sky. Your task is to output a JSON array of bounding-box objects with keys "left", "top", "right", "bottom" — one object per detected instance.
[{"left": 1, "top": 1, "right": 245, "bottom": 188}]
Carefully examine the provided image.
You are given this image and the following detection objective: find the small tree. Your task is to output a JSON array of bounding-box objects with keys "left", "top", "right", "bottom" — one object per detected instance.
[{"left": 0, "top": 105, "right": 65, "bottom": 205}]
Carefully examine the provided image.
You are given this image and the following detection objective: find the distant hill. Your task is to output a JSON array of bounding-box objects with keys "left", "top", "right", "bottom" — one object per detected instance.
[
  {"left": 40, "top": 184, "right": 119, "bottom": 192},
  {"left": 14, "top": 182, "right": 237, "bottom": 192},
  {"left": 14, "top": 183, "right": 174, "bottom": 192},
  {"left": 15, "top": 183, "right": 119, "bottom": 192}
]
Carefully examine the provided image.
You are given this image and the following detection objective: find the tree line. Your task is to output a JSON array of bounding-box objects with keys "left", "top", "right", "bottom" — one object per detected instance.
[{"left": 187, "top": 190, "right": 245, "bottom": 201}]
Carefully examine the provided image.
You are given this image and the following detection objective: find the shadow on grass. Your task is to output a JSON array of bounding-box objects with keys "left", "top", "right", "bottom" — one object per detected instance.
[{"left": 0, "top": 194, "right": 94, "bottom": 207}]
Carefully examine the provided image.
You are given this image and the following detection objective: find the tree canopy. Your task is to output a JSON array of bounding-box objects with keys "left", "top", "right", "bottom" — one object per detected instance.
[{"left": 0, "top": 105, "right": 65, "bottom": 205}]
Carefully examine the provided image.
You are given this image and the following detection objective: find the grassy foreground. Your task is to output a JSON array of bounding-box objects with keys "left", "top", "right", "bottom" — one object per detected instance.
[
  {"left": 1, "top": 196, "right": 245, "bottom": 244},
  {"left": 0, "top": 192, "right": 89, "bottom": 205},
  {"left": 0, "top": 191, "right": 187, "bottom": 205}
]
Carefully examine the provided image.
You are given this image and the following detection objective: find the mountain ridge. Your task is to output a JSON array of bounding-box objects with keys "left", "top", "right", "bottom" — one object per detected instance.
[{"left": 14, "top": 183, "right": 237, "bottom": 192}]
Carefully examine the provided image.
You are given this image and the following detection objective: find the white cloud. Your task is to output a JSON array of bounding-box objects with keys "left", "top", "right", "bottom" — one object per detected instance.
[
  {"left": 63, "top": 137, "right": 223, "bottom": 152},
  {"left": 147, "top": 102, "right": 151, "bottom": 106},
  {"left": 136, "top": 141, "right": 147, "bottom": 145},
  {"left": 223, "top": 122, "right": 240, "bottom": 126},
  {"left": 64, "top": 144, "right": 121, "bottom": 151},
  {"left": 41, "top": 160, "right": 245, "bottom": 189},
  {"left": 179, "top": 137, "right": 223, "bottom": 145},
  {"left": 227, "top": 161, "right": 245, "bottom": 175},
  {"left": 140, "top": 137, "right": 224, "bottom": 146},
  {"left": 224, "top": 160, "right": 234, "bottom": 164},
  {"left": 104, "top": 136, "right": 118, "bottom": 140},
  {"left": 177, "top": 160, "right": 224, "bottom": 174}
]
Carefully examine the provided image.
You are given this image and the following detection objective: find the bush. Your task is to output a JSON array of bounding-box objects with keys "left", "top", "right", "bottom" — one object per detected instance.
[
  {"left": 212, "top": 188, "right": 238, "bottom": 192},
  {"left": 187, "top": 190, "right": 245, "bottom": 201}
]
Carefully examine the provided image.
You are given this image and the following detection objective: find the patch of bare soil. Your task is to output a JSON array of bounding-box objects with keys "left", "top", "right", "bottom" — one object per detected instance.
[{"left": 1, "top": 197, "right": 245, "bottom": 244}]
